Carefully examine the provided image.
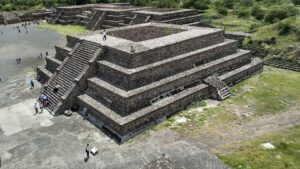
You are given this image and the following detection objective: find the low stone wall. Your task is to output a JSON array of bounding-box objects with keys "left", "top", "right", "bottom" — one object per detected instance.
[
  {"left": 54, "top": 46, "right": 71, "bottom": 61},
  {"left": 89, "top": 50, "right": 251, "bottom": 116},
  {"left": 46, "top": 56, "right": 62, "bottom": 73},
  {"left": 134, "top": 9, "right": 198, "bottom": 21},
  {"left": 106, "top": 30, "right": 225, "bottom": 68},
  {"left": 224, "top": 32, "right": 251, "bottom": 44},
  {"left": 37, "top": 66, "right": 52, "bottom": 84},
  {"left": 98, "top": 40, "right": 238, "bottom": 90},
  {"left": 66, "top": 35, "right": 81, "bottom": 48}
]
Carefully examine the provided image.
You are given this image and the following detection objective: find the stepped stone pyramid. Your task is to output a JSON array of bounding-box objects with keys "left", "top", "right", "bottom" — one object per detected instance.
[
  {"left": 48, "top": 4, "right": 202, "bottom": 30},
  {"left": 37, "top": 23, "right": 263, "bottom": 143}
]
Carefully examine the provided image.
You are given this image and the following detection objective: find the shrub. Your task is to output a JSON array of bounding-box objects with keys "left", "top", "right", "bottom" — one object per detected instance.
[
  {"left": 251, "top": 5, "right": 264, "bottom": 20},
  {"left": 291, "top": 0, "right": 300, "bottom": 5},
  {"left": 184, "top": 0, "right": 211, "bottom": 10},
  {"left": 237, "top": 7, "right": 250, "bottom": 18},
  {"left": 157, "top": 0, "right": 179, "bottom": 8},
  {"left": 250, "top": 23, "right": 260, "bottom": 31},
  {"left": 240, "top": 0, "right": 254, "bottom": 6},
  {"left": 265, "top": 6, "right": 299, "bottom": 23},
  {"left": 217, "top": 6, "right": 228, "bottom": 15},
  {"left": 296, "top": 31, "right": 300, "bottom": 41},
  {"left": 277, "top": 20, "right": 295, "bottom": 35},
  {"left": 1, "top": 3, "right": 16, "bottom": 11},
  {"left": 224, "top": 0, "right": 235, "bottom": 9}
]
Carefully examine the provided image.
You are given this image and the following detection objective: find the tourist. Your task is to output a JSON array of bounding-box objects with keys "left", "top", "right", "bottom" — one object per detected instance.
[
  {"left": 130, "top": 46, "right": 135, "bottom": 53},
  {"left": 30, "top": 80, "right": 34, "bottom": 89},
  {"left": 53, "top": 84, "right": 60, "bottom": 93},
  {"left": 34, "top": 103, "right": 39, "bottom": 115},
  {"left": 18, "top": 58, "right": 21, "bottom": 64},
  {"left": 103, "top": 29, "right": 107, "bottom": 41},
  {"left": 86, "top": 144, "right": 90, "bottom": 159},
  {"left": 46, "top": 51, "right": 48, "bottom": 56},
  {"left": 40, "top": 53, "right": 43, "bottom": 58},
  {"left": 40, "top": 104, "right": 44, "bottom": 114},
  {"left": 83, "top": 107, "right": 88, "bottom": 120}
]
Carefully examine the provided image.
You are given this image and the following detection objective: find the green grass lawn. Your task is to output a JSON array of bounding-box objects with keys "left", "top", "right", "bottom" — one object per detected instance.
[
  {"left": 150, "top": 66, "right": 300, "bottom": 133},
  {"left": 229, "top": 66, "right": 300, "bottom": 116},
  {"left": 217, "top": 126, "right": 300, "bottom": 169},
  {"left": 39, "top": 23, "right": 87, "bottom": 35},
  {"left": 211, "top": 15, "right": 260, "bottom": 32}
]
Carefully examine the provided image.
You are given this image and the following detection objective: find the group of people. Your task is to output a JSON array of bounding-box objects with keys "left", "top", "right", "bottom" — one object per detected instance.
[
  {"left": 34, "top": 102, "right": 44, "bottom": 115},
  {"left": 38, "top": 51, "right": 48, "bottom": 59},
  {"left": 39, "top": 94, "right": 49, "bottom": 107}
]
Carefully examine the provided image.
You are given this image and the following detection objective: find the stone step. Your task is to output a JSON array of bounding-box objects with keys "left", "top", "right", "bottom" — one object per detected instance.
[
  {"left": 89, "top": 50, "right": 251, "bottom": 115},
  {"left": 77, "top": 82, "right": 210, "bottom": 140},
  {"left": 101, "top": 24, "right": 114, "bottom": 29},
  {"left": 184, "top": 21, "right": 202, "bottom": 26},
  {"left": 106, "top": 14, "right": 126, "bottom": 21},
  {"left": 103, "top": 19, "right": 124, "bottom": 27},
  {"left": 161, "top": 14, "right": 202, "bottom": 25}
]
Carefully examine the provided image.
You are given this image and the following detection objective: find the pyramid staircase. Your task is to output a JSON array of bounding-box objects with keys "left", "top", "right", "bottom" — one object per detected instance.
[
  {"left": 49, "top": 9, "right": 64, "bottom": 24},
  {"left": 204, "top": 74, "right": 231, "bottom": 100},
  {"left": 42, "top": 40, "right": 103, "bottom": 115}
]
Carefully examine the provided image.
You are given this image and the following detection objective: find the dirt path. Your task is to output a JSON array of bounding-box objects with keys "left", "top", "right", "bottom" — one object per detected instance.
[{"left": 192, "top": 108, "right": 300, "bottom": 152}]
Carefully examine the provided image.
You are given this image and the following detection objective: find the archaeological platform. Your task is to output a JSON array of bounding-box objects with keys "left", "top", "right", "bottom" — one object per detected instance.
[{"left": 37, "top": 23, "right": 263, "bottom": 143}]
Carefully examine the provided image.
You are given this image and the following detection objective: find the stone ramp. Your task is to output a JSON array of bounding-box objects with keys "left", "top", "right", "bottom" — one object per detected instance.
[
  {"left": 42, "top": 40, "right": 102, "bottom": 114},
  {"left": 264, "top": 58, "right": 300, "bottom": 72}
]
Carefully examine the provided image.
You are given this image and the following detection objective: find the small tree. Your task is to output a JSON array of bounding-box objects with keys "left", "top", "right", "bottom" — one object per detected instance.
[
  {"left": 291, "top": 0, "right": 300, "bottom": 5},
  {"left": 224, "top": 0, "right": 235, "bottom": 9},
  {"left": 277, "top": 20, "right": 295, "bottom": 35},
  {"left": 251, "top": 4, "right": 264, "bottom": 20},
  {"left": 240, "top": 0, "right": 254, "bottom": 6},
  {"left": 217, "top": 6, "right": 228, "bottom": 15},
  {"left": 184, "top": 0, "right": 211, "bottom": 10},
  {"left": 265, "top": 6, "right": 298, "bottom": 23},
  {"left": 237, "top": 7, "right": 250, "bottom": 18}
]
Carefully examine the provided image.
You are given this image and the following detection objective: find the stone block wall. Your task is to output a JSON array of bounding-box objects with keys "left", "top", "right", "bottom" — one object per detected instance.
[
  {"left": 55, "top": 46, "right": 71, "bottom": 61},
  {"left": 46, "top": 56, "right": 62, "bottom": 73},
  {"left": 98, "top": 40, "right": 238, "bottom": 90},
  {"left": 105, "top": 30, "right": 225, "bottom": 68},
  {"left": 66, "top": 35, "right": 81, "bottom": 48},
  {"left": 89, "top": 50, "right": 251, "bottom": 116}
]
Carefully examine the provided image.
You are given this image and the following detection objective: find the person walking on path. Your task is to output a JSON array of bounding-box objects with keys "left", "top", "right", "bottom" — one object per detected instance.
[
  {"left": 30, "top": 80, "right": 34, "bottom": 89},
  {"left": 85, "top": 144, "right": 90, "bottom": 161},
  {"left": 103, "top": 29, "right": 107, "bottom": 41},
  {"left": 34, "top": 103, "right": 39, "bottom": 115},
  {"left": 40, "top": 104, "right": 44, "bottom": 114}
]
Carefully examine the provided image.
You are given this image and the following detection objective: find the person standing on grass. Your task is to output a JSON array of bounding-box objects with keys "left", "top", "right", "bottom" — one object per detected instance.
[{"left": 34, "top": 103, "right": 39, "bottom": 115}]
